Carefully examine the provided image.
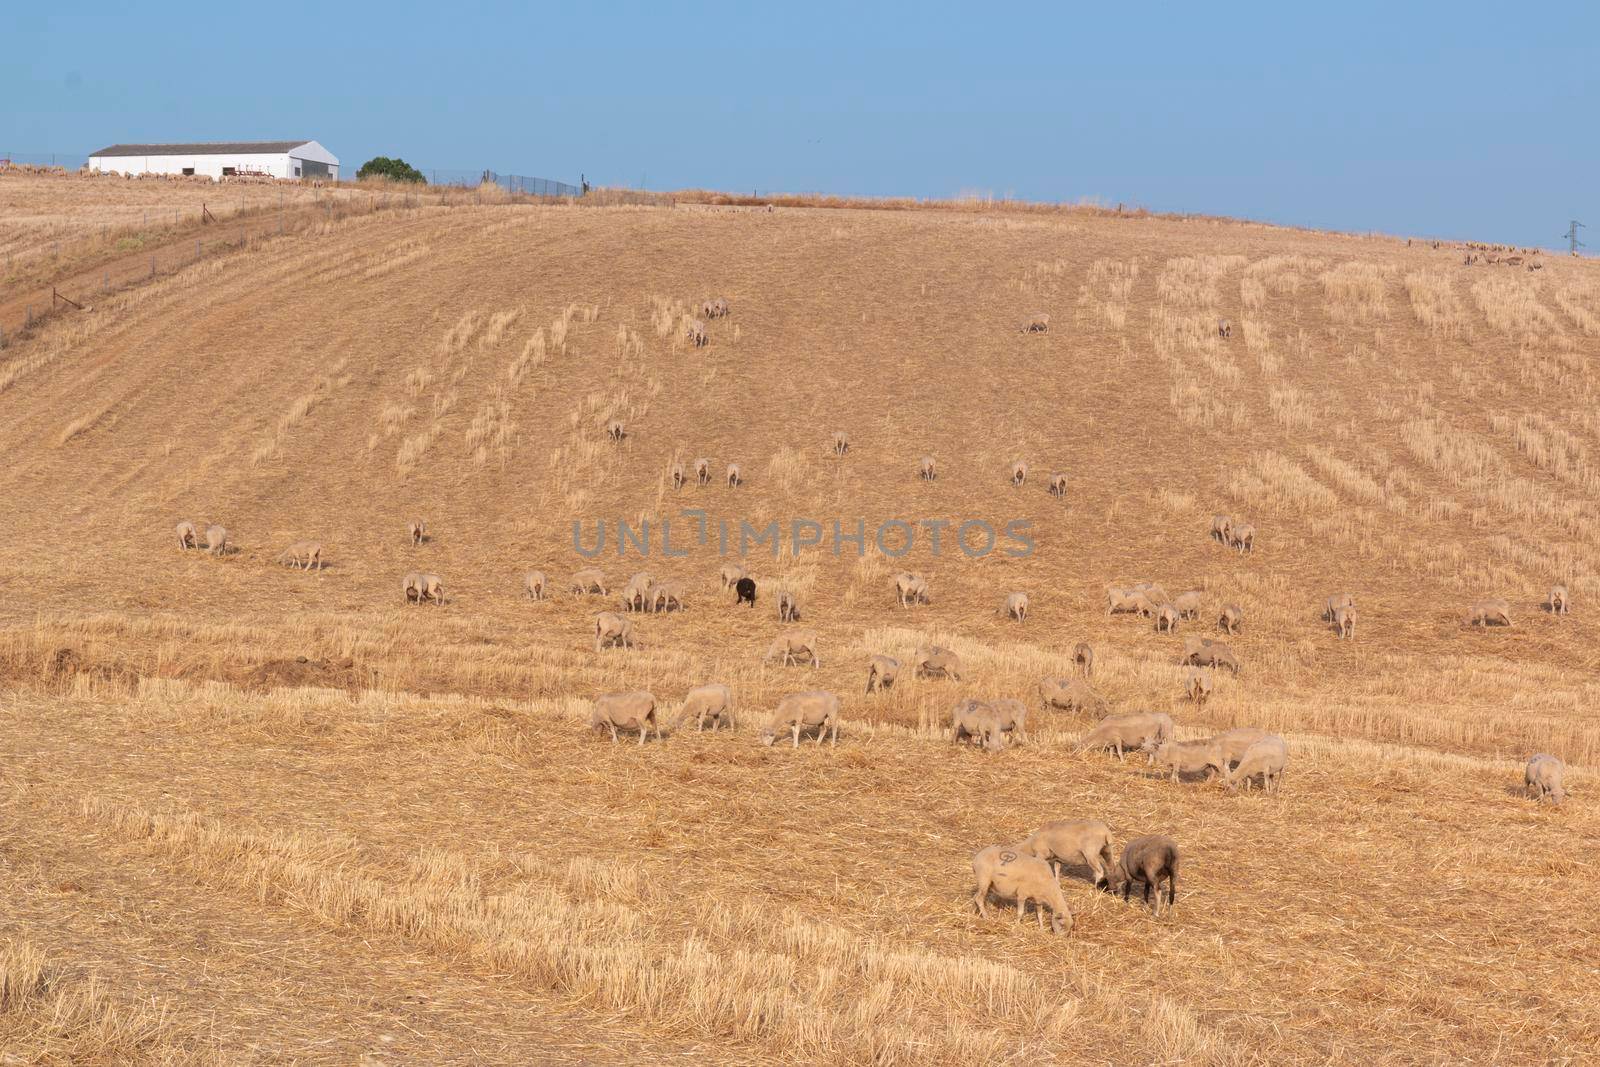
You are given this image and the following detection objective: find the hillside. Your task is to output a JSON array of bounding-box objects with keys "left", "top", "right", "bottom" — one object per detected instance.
[{"left": 0, "top": 185, "right": 1597, "bottom": 1062}]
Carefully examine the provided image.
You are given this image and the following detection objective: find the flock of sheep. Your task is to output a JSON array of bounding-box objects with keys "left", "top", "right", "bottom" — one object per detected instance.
[{"left": 169, "top": 305, "right": 1578, "bottom": 934}]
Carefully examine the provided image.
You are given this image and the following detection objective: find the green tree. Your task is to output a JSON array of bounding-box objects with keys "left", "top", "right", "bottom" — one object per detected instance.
[{"left": 355, "top": 156, "right": 426, "bottom": 184}]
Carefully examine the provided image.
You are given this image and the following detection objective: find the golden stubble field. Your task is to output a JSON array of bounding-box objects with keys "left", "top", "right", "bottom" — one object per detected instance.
[{"left": 0, "top": 172, "right": 1597, "bottom": 1063}]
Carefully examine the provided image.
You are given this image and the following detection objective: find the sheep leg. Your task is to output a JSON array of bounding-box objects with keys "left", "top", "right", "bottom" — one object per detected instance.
[
  {"left": 974, "top": 877, "right": 991, "bottom": 917},
  {"left": 791, "top": 723, "right": 801, "bottom": 749},
  {"left": 829, "top": 718, "right": 838, "bottom": 747},
  {"left": 608, "top": 723, "right": 618, "bottom": 743}
]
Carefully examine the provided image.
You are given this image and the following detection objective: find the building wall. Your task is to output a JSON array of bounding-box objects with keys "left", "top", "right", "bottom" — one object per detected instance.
[{"left": 88, "top": 152, "right": 294, "bottom": 179}]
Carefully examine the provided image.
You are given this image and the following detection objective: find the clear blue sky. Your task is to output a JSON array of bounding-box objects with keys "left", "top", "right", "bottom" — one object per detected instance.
[{"left": 6, "top": 1, "right": 1595, "bottom": 248}]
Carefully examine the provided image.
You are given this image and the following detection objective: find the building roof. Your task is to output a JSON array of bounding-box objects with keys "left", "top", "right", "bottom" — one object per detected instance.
[{"left": 90, "top": 141, "right": 312, "bottom": 157}]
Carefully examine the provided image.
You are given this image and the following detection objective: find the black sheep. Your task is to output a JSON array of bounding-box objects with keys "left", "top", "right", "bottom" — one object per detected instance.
[{"left": 735, "top": 576, "right": 757, "bottom": 607}]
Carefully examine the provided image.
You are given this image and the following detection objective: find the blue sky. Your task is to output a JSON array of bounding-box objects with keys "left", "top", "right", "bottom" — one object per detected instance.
[{"left": 5, "top": 1, "right": 1594, "bottom": 248}]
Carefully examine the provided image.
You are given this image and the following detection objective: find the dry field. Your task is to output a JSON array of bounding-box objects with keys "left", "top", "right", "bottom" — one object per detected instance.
[{"left": 1, "top": 182, "right": 1598, "bottom": 1063}]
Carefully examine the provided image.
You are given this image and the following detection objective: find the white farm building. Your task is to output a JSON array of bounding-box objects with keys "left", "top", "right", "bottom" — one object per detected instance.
[{"left": 87, "top": 140, "right": 340, "bottom": 181}]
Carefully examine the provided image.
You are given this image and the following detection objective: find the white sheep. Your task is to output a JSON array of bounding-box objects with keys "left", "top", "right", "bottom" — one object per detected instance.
[
  {"left": 695, "top": 457, "right": 712, "bottom": 485},
  {"left": 205, "top": 524, "right": 228, "bottom": 555},
  {"left": 1005, "top": 591, "right": 1029, "bottom": 623},
  {"left": 777, "top": 589, "right": 801, "bottom": 623},
  {"left": 1017, "top": 819, "right": 1115, "bottom": 888},
  {"left": 831, "top": 430, "right": 850, "bottom": 455},
  {"left": 175, "top": 521, "right": 198, "bottom": 550},
  {"left": 726, "top": 462, "right": 742, "bottom": 487},
  {"left": 594, "top": 611, "right": 635, "bottom": 652},
  {"left": 1076, "top": 712, "right": 1174, "bottom": 759},
  {"left": 589, "top": 691, "right": 659, "bottom": 745},
  {"left": 1048, "top": 472, "right": 1068, "bottom": 497},
  {"left": 678, "top": 683, "right": 735, "bottom": 732},
  {"left": 913, "top": 645, "right": 962, "bottom": 681},
  {"left": 865, "top": 655, "right": 900, "bottom": 694},
  {"left": 761, "top": 690, "right": 840, "bottom": 747},
  {"left": 1073, "top": 642, "right": 1094, "bottom": 677},
  {"left": 1227, "top": 734, "right": 1289, "bottom": 793},
  {"left": 408, "top": 519, "right": 427, "bottom": 545},
  {"left": 1525, "top": 753, "right": 1567, "bottom": 804},
  {"left": 719, "top": 562, "right": 747, "bottom": 589},
  {"left": 971, "top": 845, "right": 1072, "bottom": 934},
  {"left": 764, "top": 630, "right": 820, "bottom": 668},
  {"left": 1010, "top": 460, "right": 1028, "bottom": 487},
  {"left": 919, "top": 455, "right": 937, "bottom": 480},
  {"left": 570, "top": 568, "right": 608, "bottom": 596},
  {"left": 524, "top": 570, "right": 547, "bottom": 600}
]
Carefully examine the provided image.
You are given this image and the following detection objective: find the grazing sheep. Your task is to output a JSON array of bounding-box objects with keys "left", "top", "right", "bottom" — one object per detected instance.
[
  {"left": 1185, "top": 666, "right": 1213, "bottom": 708},
  {"left": 621, "top": 572, "right": 655, "bottom": 613},
  {"left": 1525, "top": 753, "right": 1567, "bottom": 805},
  {"left": 700, "top": 299, "right": 717, "bottom": 319},
  {"left": 951, "top": 699, "right": 1006, "bottom": 752},
  {"left": 761, "top": 690, "right": 840, "bottom": 747},
  {"left": 1549, "top": 585, "right": 1570, "bottom": 615},
  {"left": 408, "top": 519, "right": 427, "bottom": 545},
  {"left": 419, "top": 573, "right": 444, "bottom": 606},
  {"left": 1333, "top": 605, "right": 1355, "bottom": 639},
  {"left": 765, "top": 630, "right": 820, "bottom": 668},
  {"left": 990, "top": 698, "right": 1029, "bottom": 744},
  {"left": 686, "top": 319, "right": 707, "bottom": 347},
  {"left": 594, "top": 611, "right": 635, "bottom": 652},
  {"left": 1106, "top": 587, "right": 1153, "bottom": 616},
  {"left": 205, "top": 524, "right": 228, "bottom": 555},
  {"left": 1230, "top": 523, "right": 1255, "bottom": 553},
  {"left": 1118, "top": 836, "right": 1180, "bottom": 916},
  {"left": 1010, "top": 460, "right": 1028, "bottom": 487},
  {"left": 175, "top": 521, "right": 198, "bottom": 550},
  {"left": 1039, "top": 677, "right": 1104, "bottom": 714},
  {"left": 1076, "top": 712, "right": 1174, "bottom": 759},
  {"left": 1023, "top": 313, "right": 1051, "bottom": 334},
  {"left": 1005, "top": 591, "right": 1029, "bottom": 623},
  {"left": 971, "top": 845, "right": 1072, "bottom": 934},
  {"left": 1073, "top": 642, "right": 1094, "bottom": 677},
  {"left": 1210, "top": 514, "right": 1233, "bottom": 543},
  {"left": 679, "top": 683, "right": 735, "bottom": 732},
  {"left": 605, "top": 419, "right": 626, "bottom": 441},
  {"left": 589, "top": 691, "right": 659, "bottom": 745},
  {"left": 726, "top": 462, "right": 742, "bottom": 487},
  {"left": 831, "top": 431, "right": 850, "bottom": 455},
  {"left": 650, "top": 581, "right": 685, "bottom": 613},
  {"left": 1173, "top": 591, "right": 1203, "bottom": 619},
  {"left": 777, "top": 589, "right": 801, "bottom": 623},
  {"left": 735, "top": 576, "right": 757, "bottom": 607},
  {"left": 1018, "top": 820, "right": 1115, "bottom": 888},
  {"left": 1322, "top": 592, "right": 1355, "bottom": 620},
  {"left": 913, "top": 646, "right": 963, "bottom": 681},
  {"left": 671, "top": 461, "right": 686, "bottom": 489},
  {"left": 1147, "top": 738, "right": 1228, "bottom": 783},
  {"left": 719, "top": 563, "right": 747, "bottom": 589},
  {"left": 695, "top": 457, "right": 711, "bottom": 485},
  {"left": 894, "top": 572, "right": 931, "bottom": 608},
  {"left": 1155, "top": 604, "right": 1179, "bottom": 633},
  {"left": 280, "top": 541, "right": 323, "bottom": 571},
  {"left": 1227, "top": 734, "right": 1289, "bottom": 793},
  {"left": 1183, "top": 636, "right": 1240, "bottom": 674},
  {"left": 1133, "top": 581, "right": 1171, "bottom": 605},
  {"left": 1211, "top": 727, "right": 1270, "bottom": 770},
  {"left": 711, "top": 297, "right": 730, "bottom": 318},
  {"left": 865, "top": 655, "right": 900, "bottom": 694},
  {"left": 1466, "top": 599, "right": 1513, "bottom": 627},
  {"left": 1048, "top": 472, "right": 1068, "bottom": 497},
  {"left": 919, "top": 455, "right": 937, "bottom": 480},
  {"left": 402, "top": 571, "right": 423, "bottom": 604},
  {"left": 523, "top": 570, "right": 547, "bottom": 600},
  {"left": 1218, "top": 317, "right": 1232, "bottom": 339},
  {"left": 570, "top": 568, "right": 608, "bottom": 596},
  {"left": 1219, "top": 604, "right": 1243, "bottom": 636}
]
